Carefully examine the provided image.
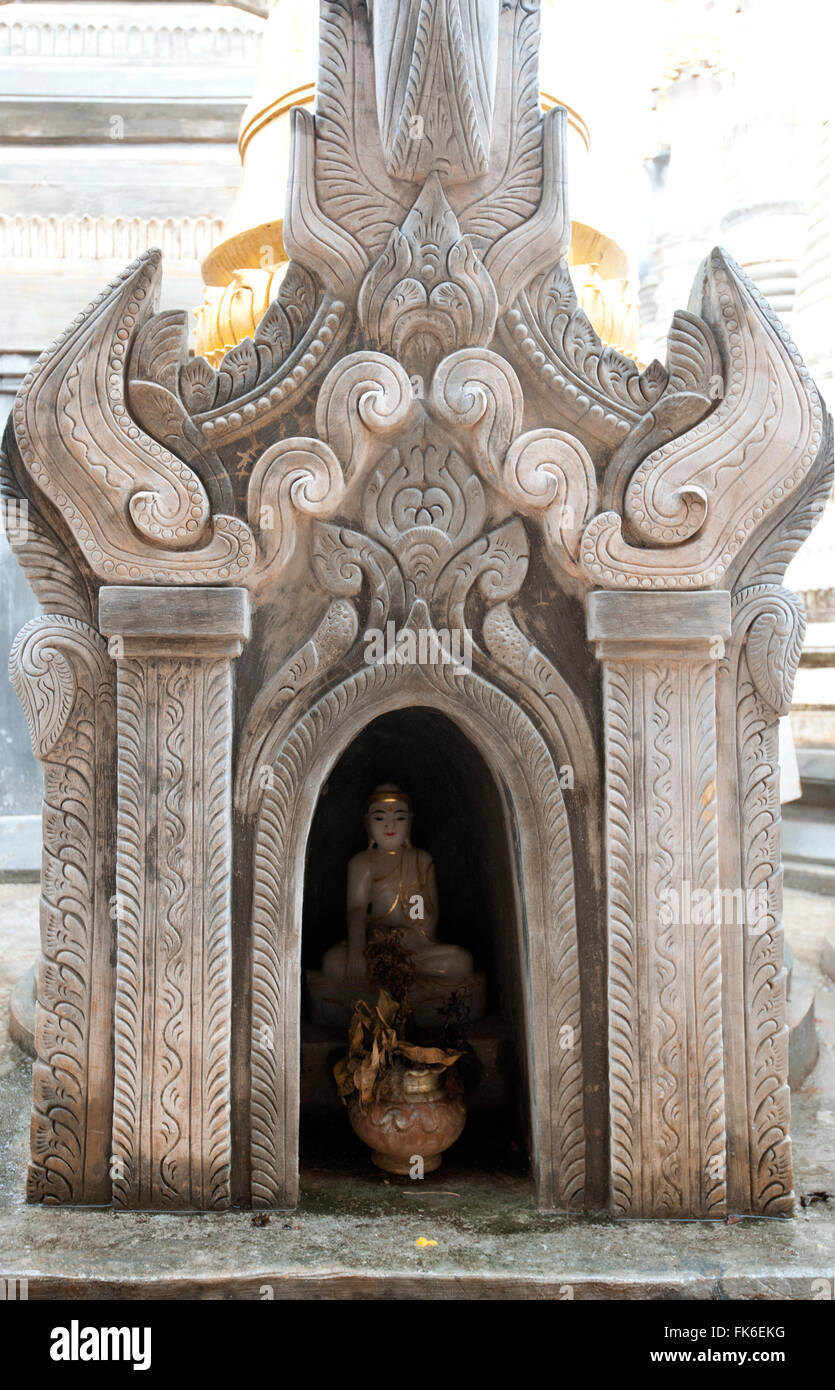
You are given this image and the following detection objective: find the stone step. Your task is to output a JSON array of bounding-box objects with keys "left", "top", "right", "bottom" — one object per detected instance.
[
  {"left": 787, "top": 958, "right": 819, "bottom": 1090},
  {"left": 782, "top": 803, "right": 835, "bottom": 893},
  {"left": 8, "top": 961, "right": 35, "bottom": 1057},
  {"left": 797, "top": 747, "right": 835, "bottom": 812},
  {"left": 823, "top": 928, "right": 835, "bottom": 984}
]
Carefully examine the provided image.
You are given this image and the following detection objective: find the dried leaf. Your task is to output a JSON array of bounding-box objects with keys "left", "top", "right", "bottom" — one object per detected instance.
[
  {"left": 333, "top": 1057, "right": 354, "bottom": 1098},
  {"left": 335, "top": 980, "right": 465, "bottom": 1107},
  {"left": 375, "top": 987, "right": 400, "bottom": 1028},
  {"left": 358, "top": 1049, "right": 379, "bottom": 1108},
  {"left": 395, "top": 1042, "right": 463, "bottom": 1068},
  {"left": 347, "top": 1010, "right": 365, "bottom": 1057}
]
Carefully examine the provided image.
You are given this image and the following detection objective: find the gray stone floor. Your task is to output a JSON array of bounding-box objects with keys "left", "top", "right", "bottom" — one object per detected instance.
[{"left": 0, "top": 883, "right": 833, "bottom": 1298}]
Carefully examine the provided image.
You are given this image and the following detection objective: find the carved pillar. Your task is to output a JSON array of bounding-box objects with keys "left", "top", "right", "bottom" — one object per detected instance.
[
  {"left": 98, "top": 586, "right": 250, "bottom": 1210},
  {"left": 588, "top": 591, "right": 731, "bottom": 1218},
  {"left": 717, "top": 583, "right": 801, "bottom": 1213},
  {"left": 10, "top": 616, "right": 116, "bottom": 1204}
]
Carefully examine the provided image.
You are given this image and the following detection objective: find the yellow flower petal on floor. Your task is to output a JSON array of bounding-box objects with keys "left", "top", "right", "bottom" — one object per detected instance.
[{"left": 415, "top": 1237, "right": 438, "bottom": 1248}]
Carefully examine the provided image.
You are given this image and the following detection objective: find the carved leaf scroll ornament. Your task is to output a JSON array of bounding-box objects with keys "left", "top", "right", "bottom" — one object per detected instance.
[
  {"left": 13, "top": 250, "right": 255, "bottom": 585},
  {"left": 246, "top": 352, "right": 416, "bottom": 587},
  {"left": 503, "top": 259, "right": 668, "bottom": 449},
  {"left": 430, "top": 348, "right": 596, "bottom": 577},
  {"left": 735, "top": 583, "right": 806, "bottom": 719},
  {"left": 599, "top": 308, "right": 722, "bottom": 516},
  {"left": 720, "top": 581, "right": 804, "bottom": 1214},
  {"left": 483, "top": 104, "right": 572, "bottom": 314},
  {"left": 579, "top": 250, "right": 826, "bottom": 589}
]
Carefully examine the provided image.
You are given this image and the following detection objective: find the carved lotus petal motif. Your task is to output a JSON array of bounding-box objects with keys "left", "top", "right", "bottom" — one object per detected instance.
[
  {"left": 429, "top": 348, "right": 523, "bottom": 487},
  {"left": 180, "top": 355, "right": 218, "bottom": 415},
  {"left": 359, "top": 174, "right": 498, "bottom": 381}
]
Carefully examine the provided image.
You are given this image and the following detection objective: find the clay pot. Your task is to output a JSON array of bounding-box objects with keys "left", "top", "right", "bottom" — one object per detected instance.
[{"left": 347, "top": 1067, "right": 466, "bottom": 1174}]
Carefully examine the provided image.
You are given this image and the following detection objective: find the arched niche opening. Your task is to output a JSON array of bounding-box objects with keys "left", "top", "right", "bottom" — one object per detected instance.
[
  {"left": 248, "top": 660, "right": 585, "bottom": 1211},
  {"left": 298, "top": 707, "right": 530, "bottom": 1184}
]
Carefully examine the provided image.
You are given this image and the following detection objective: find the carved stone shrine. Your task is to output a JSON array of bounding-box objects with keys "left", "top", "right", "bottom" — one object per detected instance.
[{"left": 4, "top": 0, "right": 832, "bottom": 1219}]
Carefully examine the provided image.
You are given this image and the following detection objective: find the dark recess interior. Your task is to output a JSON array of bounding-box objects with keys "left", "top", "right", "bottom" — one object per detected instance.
[
  {"left": 300, "top": 707, "right": 529, "bottom": 1180},
  {"left": 302, "top": 707, "right": 517, "bottom": 1013}
]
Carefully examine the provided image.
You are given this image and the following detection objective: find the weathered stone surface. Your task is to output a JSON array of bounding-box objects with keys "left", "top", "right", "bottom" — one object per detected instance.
[
  {"left": 588, "top": 591, "right": 730, "bottom": 1218},
  {"left": 4, "top": 0, "right": 832, "bottom": 1219},
  {"left": 98, "top": 587, "right": 249, "bottom": 1209}
]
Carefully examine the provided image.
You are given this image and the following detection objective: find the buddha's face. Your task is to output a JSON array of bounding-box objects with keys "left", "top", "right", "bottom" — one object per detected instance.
[{"left": 367, "top": 799, "right": 411, "bottom": 851}]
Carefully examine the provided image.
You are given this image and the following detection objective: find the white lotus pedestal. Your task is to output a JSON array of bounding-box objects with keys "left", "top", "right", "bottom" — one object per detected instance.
[
  {"left": 98, "top": 586, "right": 250, "bottom": 1210},
  {"left": 588, "top": 591, "right": 732, "bottom": 1218}
]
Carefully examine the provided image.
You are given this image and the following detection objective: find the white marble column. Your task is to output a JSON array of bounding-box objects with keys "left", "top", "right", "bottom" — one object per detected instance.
[
  {"left": 588, "top": 590, "right": 731, "bottom": 1218},
  {"left": 98, "top": 586, "right": 250, "bottom": 1210}
]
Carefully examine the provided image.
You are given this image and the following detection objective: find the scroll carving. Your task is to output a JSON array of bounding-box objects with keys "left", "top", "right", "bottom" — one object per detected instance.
[
  {"left": 312, "top": 521, "right": 408, "bottom": 628},
  {"left": 434, "top": 518, "right": 529, "bottom": 633},
  {"left": 245, "top": 352, "right": 416, "bottom": 585},
  {"left": 126, "top": 309, "right": 235, "bottom": 516},
  {"left": 111, "top": 652, "right": 234, "bottom": 1209},
  {"left": 430, "top": 348, "right": 596, "bottom": 576},
  {"left": 601, "top": 649, "right": 727, "bottom": 1217},
  {"left": 7, "top": 0, "right": 833, "bottom": 1227},
  {"left": 599, "top": 309, "right": 721, "bottom": 515},
  {"left": 717, "top": 583, "right": 804, "bottom": 1215},
  {"left": 580, "top": 252, "right": 827, "bottom": 589},
  {"left": 13, "top": 250, "right": 255, "bottom": 584},
  {"left": 9, "top": 616, "right": 115, "bottom": 1204}
]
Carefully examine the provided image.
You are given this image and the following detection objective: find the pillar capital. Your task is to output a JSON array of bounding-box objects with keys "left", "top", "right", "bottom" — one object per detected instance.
[
  {"left": 99, "top": 586, "right": 250, "bottom": 660},
  {"left": 587, "top": 590, "right": 731, "bottom": 662}
]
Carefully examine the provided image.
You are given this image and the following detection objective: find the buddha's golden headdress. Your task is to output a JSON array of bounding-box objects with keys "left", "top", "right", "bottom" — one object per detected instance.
[{"left": 365, "top": 784, "right": 412, "bottom": 813}]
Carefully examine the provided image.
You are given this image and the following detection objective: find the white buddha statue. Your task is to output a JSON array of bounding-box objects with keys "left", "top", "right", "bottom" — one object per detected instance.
[{"left": 308, "top": 784, "right": 486, "bottom": 1027}]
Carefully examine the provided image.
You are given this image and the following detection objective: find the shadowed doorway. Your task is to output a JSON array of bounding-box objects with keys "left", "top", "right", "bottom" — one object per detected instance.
[{"left": 299, "top": 706, "right": 529, "bottom": 1185}]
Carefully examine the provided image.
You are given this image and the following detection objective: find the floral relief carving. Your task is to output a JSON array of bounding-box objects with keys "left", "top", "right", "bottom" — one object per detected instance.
[{"left": 7, "top": 0, "right": 832, "bottom": 1223}]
